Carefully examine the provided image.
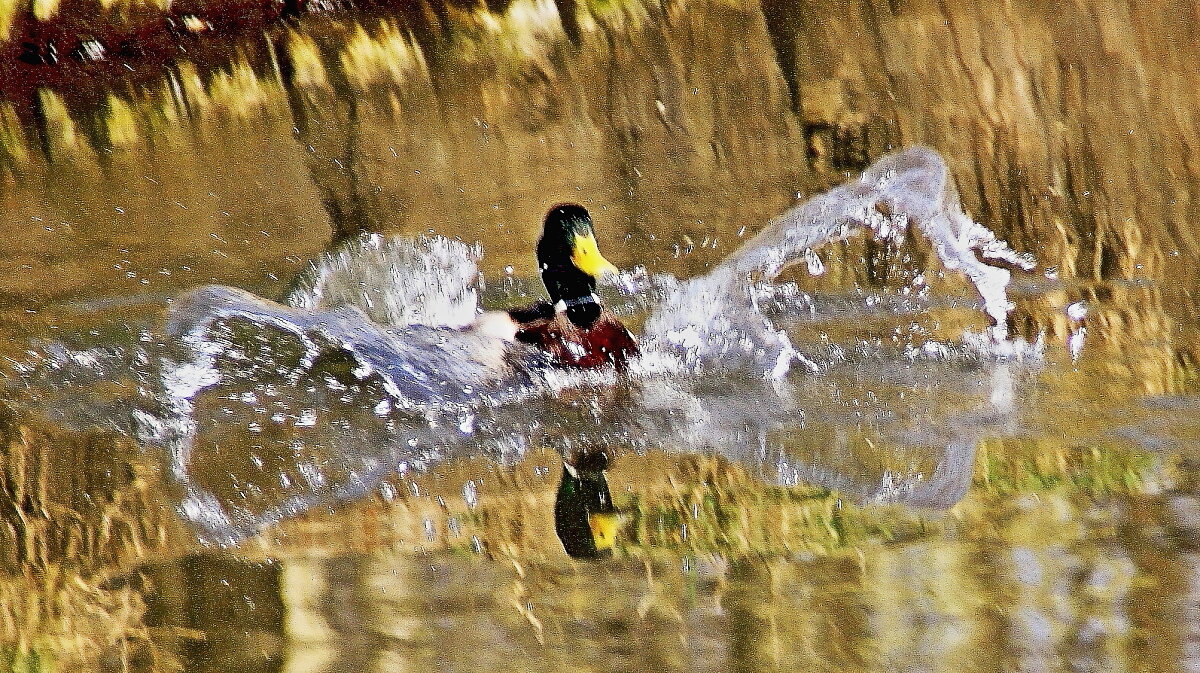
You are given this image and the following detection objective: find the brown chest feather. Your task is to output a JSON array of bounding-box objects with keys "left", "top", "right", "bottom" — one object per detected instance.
[{"left": 515, "top": 312, "right": 639, "bottom": 370}]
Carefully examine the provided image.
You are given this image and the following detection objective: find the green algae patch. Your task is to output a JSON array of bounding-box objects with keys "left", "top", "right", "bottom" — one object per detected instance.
[
  {"left": 973, "top": 438, "right": 1172, "bottom": 498},
  {"left": 0, "top": 648, "right": 53, "bottom": 673},
  {"left": 613, "top": 457, "right": 933, "bottom": 559}
]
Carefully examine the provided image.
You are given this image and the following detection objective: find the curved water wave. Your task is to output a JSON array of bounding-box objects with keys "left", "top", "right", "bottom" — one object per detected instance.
[
  {"left": 153, "top": 236, "right": 546, "bottom": 542},
  {"left": 166, "top": 285, "right": 531, "bottom": 409},
  {"left": 643, "top": 146, "right": 1035, "bottom": 378},
  {"left": 155, "top": 280, "right": 554, "bottom": 543}
]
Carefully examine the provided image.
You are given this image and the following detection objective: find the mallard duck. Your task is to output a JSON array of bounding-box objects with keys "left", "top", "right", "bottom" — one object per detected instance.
[
  {"left": 554, "top": 448, "right": 620, "bottom": 558},
  {"left": 499, "top": 203, "right": 640, "bottom": 370}
]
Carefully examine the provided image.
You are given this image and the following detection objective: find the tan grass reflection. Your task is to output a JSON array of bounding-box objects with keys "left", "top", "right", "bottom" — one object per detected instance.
[
  {"left": 1, "top": 0, "right": 1195, "bottom": 295},
  {"left": 0, "top": 398, "right": 1189, "bottom": 672}
]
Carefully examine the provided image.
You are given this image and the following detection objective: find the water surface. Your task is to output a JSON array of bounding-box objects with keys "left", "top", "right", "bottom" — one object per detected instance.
[{"left": 1, "top": 0, "right": 1199, "bottom": 671}]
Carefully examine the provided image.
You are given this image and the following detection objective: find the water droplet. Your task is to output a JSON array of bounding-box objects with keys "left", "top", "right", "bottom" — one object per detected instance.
[
  {"left": 463, "top": 480, "right": 478, "bottom": 509},
  {"left": 1066, "top": 301, "right": 1087, "bottom": 322},
  {"left": 803, "top": 248, "right": 825, "bottom": 276}
]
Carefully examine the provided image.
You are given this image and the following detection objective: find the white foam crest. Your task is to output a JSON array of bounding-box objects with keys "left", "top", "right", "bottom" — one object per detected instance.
[
  {"left": 285, "top": 234, "right": 482, "bottom": 328},
  {"left": 643, "top": 147, "right": 1035, "bottom": 377}
]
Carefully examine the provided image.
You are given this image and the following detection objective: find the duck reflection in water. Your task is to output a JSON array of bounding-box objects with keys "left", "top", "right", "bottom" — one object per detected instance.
[{"left": 554, "top": 447, "right": 620, "bottom": 559}]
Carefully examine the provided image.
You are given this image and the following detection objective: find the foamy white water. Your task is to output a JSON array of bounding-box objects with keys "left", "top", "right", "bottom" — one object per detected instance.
[
  {"left": 643, "top": 146, "right": 1035, "bottom": 378},
  {"left": 286, "top": 234, "right": 482, "bottom": 328}
]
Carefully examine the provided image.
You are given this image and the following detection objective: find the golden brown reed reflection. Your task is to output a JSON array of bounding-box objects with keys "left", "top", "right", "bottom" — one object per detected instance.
[
  {"left": 1, "top": 400, "right": 1191, "bottom": 672},
  {"left": 0, "top": 410, "right": 193, "bottom": 671},
  {"left": 2, "top": 0, "right": 1197, "bottom": 274},
  {"left": 79, "top": 474, "right": 1196, "bottom": 673},
  {"left": 1017, "top": 282, "right": 1200, "bottom": 397}
]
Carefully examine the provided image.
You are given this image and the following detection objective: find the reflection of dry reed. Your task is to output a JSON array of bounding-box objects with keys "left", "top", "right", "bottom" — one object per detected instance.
[
  {"left": 1010, "top": 282, "right": 1200, "bottom": 397},
  {"left": 3, "top": 0, "right": 1196, "bottom": 373},
  {"left": 0, "top": 410, "right": 187, "bottom": 671},
  {"left": 5, "top": 0, "right": 1197, "bottom": 290},
  {"left": 0, "top": 403, "right": 1176, "bottom": 670},
  {"left": 0, "top": 568, "right": 161, "bottom": 672},
  {"left": 270, "top": 451, "right": 1182, "bottom": 672},
  {"left": 0, "top": 414, "right": 179, "bottom": 574}
]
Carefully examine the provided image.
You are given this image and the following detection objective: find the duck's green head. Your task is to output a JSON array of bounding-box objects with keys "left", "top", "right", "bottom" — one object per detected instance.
[{"left": 537, "top": 204, "right": 619, "bottom": 327}]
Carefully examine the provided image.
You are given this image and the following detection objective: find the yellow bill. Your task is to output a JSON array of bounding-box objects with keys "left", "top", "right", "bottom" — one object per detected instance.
[
  {"left": 572, "top": 232, "right": 619, "bottom": 278},
  {"left": 588, "top": 512, "right": 620, "bottom": 551}
]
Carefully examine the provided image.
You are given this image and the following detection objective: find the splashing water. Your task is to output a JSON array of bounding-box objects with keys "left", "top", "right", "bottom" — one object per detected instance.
[
  {"left": 166, "top": 147, "right": 1033, "bottom": 409},
  {"left": 166, "top": 285, "right": 528, "bottom": 409},
  {"left": 285, "top": 234, "right": 482, "bottom": 328},
  {"left": 642, "top": 146, "right": 1035, "bottom": 378},
  {"left": 126, "top": 146, "right": 1036, "bottom": 543},
  {"left": 134, "top": 237, "right": 537, "bottom": 542}
]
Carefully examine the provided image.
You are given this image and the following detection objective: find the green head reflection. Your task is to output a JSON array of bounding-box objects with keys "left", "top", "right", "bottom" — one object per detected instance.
[{"left": 554, "top": 448, "right": 619, "bottom": 559}]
